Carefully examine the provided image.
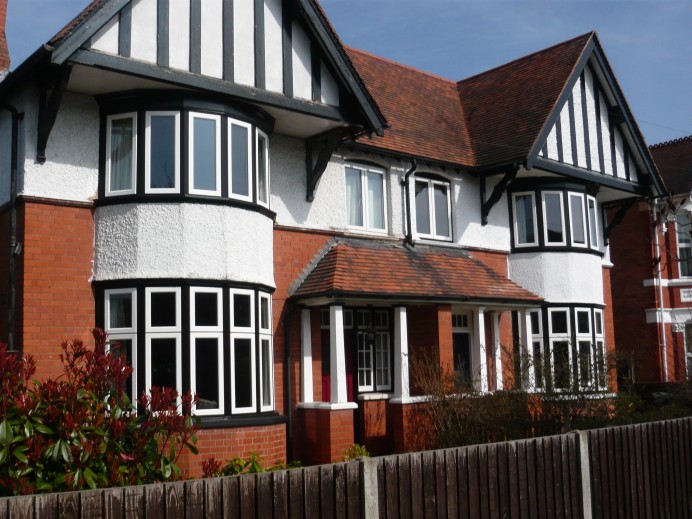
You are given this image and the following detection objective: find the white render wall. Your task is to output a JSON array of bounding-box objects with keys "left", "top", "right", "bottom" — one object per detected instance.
[
  {"left": 93, "top": 203, "right": 274, "bottom": 286},
  {"left": 508, "top": 252, "right": 604, "bottom": 305}
]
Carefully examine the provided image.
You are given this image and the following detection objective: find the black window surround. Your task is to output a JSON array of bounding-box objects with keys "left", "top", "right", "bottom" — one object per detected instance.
[
  {"left": 508, "top": 180, "right": 602, "bottom": 255},
  {"left": 97, "top": 92, "right": 275, "bottom": 216},
  {"left": 96, "top": 279, "right": 277, "bottom": 426}
]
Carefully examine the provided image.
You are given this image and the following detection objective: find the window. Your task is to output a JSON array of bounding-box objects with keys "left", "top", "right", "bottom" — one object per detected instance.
[
  {"left": 259, "top": 293, "right": 273, "bottom": 412},
  {"left": 528, "top": 310, "right": 544, "bottom": 390},
  {"left": 568, "top": 193, "right": 587, "bottom": 247},
  {"left": 190, "top": 288, "right": 223, "bottom": 415},
  {"left": 587, "top": 196, "right": 599, "bottom": 250},
  {"left": 575, "top": 309, "right": 592, "bottom": 388},
  {"left": 355, "top": 309, "right": 391, "bottom": 392},
  {"left": 594, "top": 309, "right": 606, "bottom": 389},
  {"left": 229, "top": 119, "right": 252, "bottom": 201},
  {"left": 145, "top": 288, "right": 182, "bottom": 403},
  {"left": 189, "top": 113, "right": 221, "bottom": 196},
  {"left": 145, "top": 112, "right": 180, "bottom": 193},
  {"left": 542, "top": 192, "right": 566, "bottom": 245},
  {"left": 229, "top": 288, "right": 256, "bottom": 414},
  {"left": 256, "top": 130, "right": 270, "bottom": 207},
  {"left": 105, "top": 113, "right": 137, "bottom": 196},
  {"left": 105, "top": 288, "right": 137, "bottom": 401},
  {"left": 676, "top": 213, "right": 692, "bottom": 277},
  {"left": 345, "top": 164, "right": 386, "bottom": 231},
  {"left": 512, "top": 192, "right": 538, "bottom": 247},
  {"left": 548, "top": 308, "right": 571, "bottom": 391},
  {"left": 415, "top": 177, "right": 451, "bottom": 240}
]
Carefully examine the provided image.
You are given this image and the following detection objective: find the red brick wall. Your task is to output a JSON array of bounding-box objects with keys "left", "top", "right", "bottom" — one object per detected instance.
[
  {"left": 299, "top": 407, "right": 354, "bottom": 465},
  {"left": 178, "top": 424, "right": 286, "bottom": 478},
  {"left": 18, "top": 200, "right": 95, "bottom": 380},
  {"left": 387, "top": 401, "right": 434, "bottom": 453},
  {"left": 0, "top": 209, "right": 11, "bottom": 343},
  {"left": 468, "top": 249, "right": 509, "bottom": 277},
  {"left": 0, "top": 0, "right": 9, "bottom": 71},
  {"left": 360, "top": 399, "right": 388, "bottom": 456}
]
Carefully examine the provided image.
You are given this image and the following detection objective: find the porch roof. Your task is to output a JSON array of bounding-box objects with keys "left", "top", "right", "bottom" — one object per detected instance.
[{"left": 291, "top": 240, "right": 542, "bottom": 305}]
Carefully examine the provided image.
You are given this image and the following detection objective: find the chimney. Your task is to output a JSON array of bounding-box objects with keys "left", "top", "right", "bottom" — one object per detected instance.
[{"left": 0, "top": 0, "right": 9, "bottom": 76}]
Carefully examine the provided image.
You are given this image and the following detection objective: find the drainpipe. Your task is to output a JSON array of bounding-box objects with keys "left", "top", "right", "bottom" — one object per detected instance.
[
  {"left": 652, "top": 199, "right": 668, "bottom": 382},
  {"left": 0, "top": 102, "right": 23, "bottom": 352},
  {"left": 283, "top": 302, "right": 293, "bottom": 460},
  {"left": 400, "top": 158, "right": 417, "bottom": 246}
]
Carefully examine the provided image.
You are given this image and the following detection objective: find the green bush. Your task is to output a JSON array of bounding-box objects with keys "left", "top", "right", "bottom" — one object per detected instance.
[
  {"left": 0, "top": 330, "right": 199, "bottom": 496},
  {"left": 341, "top": 443, "right": 370, "bottom": 462}
]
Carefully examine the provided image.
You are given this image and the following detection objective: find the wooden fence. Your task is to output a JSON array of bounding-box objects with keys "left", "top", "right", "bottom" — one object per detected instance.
[{"left": 1, "top": 417, "right": 690, "bottom": 518}]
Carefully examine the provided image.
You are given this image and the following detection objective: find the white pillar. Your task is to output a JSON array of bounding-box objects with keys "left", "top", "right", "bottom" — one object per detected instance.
[
  {"left": 520, "top": 309, "right": 535, "bottom": 390},
  {"left": 393, "top": 306, "right": 410, "bottom": 400},
  {"left": 473, "top": 307, "right": 488, "bottom": 392},
  {"left": 300, "top": 308, "right": 314, "bottom": 403},
  {"left": 330, "top": 305, "right": 348, "bottom": 403},
  {"left": 493, "top": 312, "right": 503, "bottom": 391}
]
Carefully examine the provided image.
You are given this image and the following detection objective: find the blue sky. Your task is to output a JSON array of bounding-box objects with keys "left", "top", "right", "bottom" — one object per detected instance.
[{"left": 6, "top": 0, "right": 691, "bottom": 145}]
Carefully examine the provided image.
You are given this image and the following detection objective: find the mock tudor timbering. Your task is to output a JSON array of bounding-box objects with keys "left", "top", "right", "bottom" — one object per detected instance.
[{"left": 0, "top": 0, "right": 666, "bottom": 472}]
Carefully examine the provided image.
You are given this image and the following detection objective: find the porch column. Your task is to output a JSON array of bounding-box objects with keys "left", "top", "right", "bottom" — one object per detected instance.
[
  {"left": 493, "top": 312, "right": 503, "bottom": 390},
  {"left": 393, "top": 306, "right": 410, "bottom": 400},
  {"left": 520, "top": 309, "right": 535, "bottom": 389},
  {"left": 473, "top": 307, "right": 488, "bottom": 392},
  {"left": 300, "top": 308, "right": 314, "bottom": 403},
  {"left": 330, "top": 305, "right": 348, "bottom": 403}
]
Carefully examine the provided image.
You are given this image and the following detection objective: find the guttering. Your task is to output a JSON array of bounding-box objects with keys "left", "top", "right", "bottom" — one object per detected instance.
[
  {"left": 400, "top": 158, "right": 417, "bottom": 247},
  {"left": 652, "top": 199, "right": 668, "bottom": 382},
  {"left": 0, "top": 101, "right": 24, "bottom": 351}
]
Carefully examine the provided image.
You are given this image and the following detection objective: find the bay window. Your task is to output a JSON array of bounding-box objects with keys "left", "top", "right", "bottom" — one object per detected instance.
[
  {"left": 189, "top": 113, "right": 221, "bottom": 196},
  {"left": 415, "top": 176, "right": 451, "bottom": 240},
  {"left": 548, "top": 308, "right": 571, "bottom": 391},
  {"left": 257, "top": 130, "right": 270, "bottom": 207},
  {"left": 542, "top": 192, "right": 566, "bottom": 245},
  {"left": 512, "top": 192, "right": 538, "bottom": 247},
  {"left": 229, "top": 119, "right": 252, "bottom": 201},
  {"left": 587, "top": 196, "right": 599, "bottom": 250},
  {"left": 105, "top": 113, "right": 137, "bottom": 196},
  {"left": 345, "top": 164, "right": 386, "bottom": 232},
  {"left": 190, "top": 288, "right": 224, "bottom": 415},
  {"left": 145, "top": 112, "right": 180, "bottom": 193},
  {"left": 568, "top": 193, "right": 587, "bottom": 247},
  {"left": 105, "top": 288, "right": 137, "bottom": 401}
]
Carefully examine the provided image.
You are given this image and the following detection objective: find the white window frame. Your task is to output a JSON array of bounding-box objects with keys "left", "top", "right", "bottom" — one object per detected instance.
[
  {"left": 259, "top": 293, "right": 272, "bottom": 334},
  {"left": 587, "top": 196, "right": 599, "bottom": 250},
  {"left": 188, "top": 112, "right": 222, "bottom": 196},
  {"left": 105, "top": 288, "right": 137, "bottom": 333},
  {"left": 528, "top": 309, "right": 544, "bottom": 390},
  {"left": 145, "top": 287, "right": 181, "bottom": 333},
  {"left": 542, "top": 191, "right": 566, "bottom": 246},
  {"left": 105, "top": 113, "right": 137, "bottom": 197},
  {"left": 228, "top": 118, "right": 253, "bottom": 202},
  {"left": 256, "top": 129, "right": 270, "bottom": 208},
  {"left": 190, "top": 287, "right": 223, "bottom": 332},
  {"left": 230, "top": 333, "right": 257, "bottom": 414},
  {"left": 548, "top": 307, "right": 571, "bottom": 391},
  {"left": 229, "top": 288, "right": 255, "bottom": 332},
  {"left": 594, "top": 309, "right": 607, "bottom": 389},
  {"left": 374, "top": 331, "right": 391, "bottom": 391},
  {"left": 575, "top": 308, "right": 593, "bottom": 388},
  {"left": 190, "top": 332, "right": 224, "bottom": 415},
  {"left": 357, "top": 331, "right": 374, "bottom": 392},
  {"left": 145, "top": 334, "right": 182, "bottom": 406},
  {"left": 145, "top": 111, "right": 181, "bottom": 194},
  {"left": 344, "top": 163, "right": 388, "bottom": 233},
  {"left": 512, "top": 192, "right": 539, "bottom": 248},
  {"left": 414, "top": 176, "right": 452, "bottom": 241},
  {"left": 568, "top": 193, "right": 588, "bottom": 248},
  {"left": 259, "top": 335, "right": 274, "bottom": 412},
  {"left": 676, "top": 212, "right": 692, "bottom": 278}
]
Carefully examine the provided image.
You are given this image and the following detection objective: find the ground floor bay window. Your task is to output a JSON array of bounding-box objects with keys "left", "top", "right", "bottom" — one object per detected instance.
[{"left": 99, "top": 282, "right": 275, "bottom": 421}]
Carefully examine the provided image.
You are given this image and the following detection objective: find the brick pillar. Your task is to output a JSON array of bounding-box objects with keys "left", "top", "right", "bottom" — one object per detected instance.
[{"left": 0, "top": 0, "right": 9, "bottom": 73}]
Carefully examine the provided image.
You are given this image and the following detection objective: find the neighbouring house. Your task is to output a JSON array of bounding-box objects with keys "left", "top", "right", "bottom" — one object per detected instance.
[
  {"left": 610, "top": 136, "right": 692, "bottom": 384},
  {"left": 0, "top": 0, "right": 665, "bottom": 474}
]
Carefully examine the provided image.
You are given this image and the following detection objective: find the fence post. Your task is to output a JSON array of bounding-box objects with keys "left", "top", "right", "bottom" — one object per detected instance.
[
  {"left": 576, "top": 430, "right": 593, "bottom": 519},
  {"left": 360, "top": 457, "right": 380, "bottom": 519}
]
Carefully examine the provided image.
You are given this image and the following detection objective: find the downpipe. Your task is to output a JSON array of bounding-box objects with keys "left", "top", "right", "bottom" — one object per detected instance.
[
  {"left": 401, "top": 158, "right": 417, "bottom": 247},
  {"left": 652, "top": 199, "right": 668, "bottom": 382}
]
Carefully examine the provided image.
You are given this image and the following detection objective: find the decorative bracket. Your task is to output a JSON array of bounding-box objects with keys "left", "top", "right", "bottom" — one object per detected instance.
[
  {"left": 480, "top": 165, "right": 519, "bottom": 225},
  {"left": 306, "top": 127, "right": 349, "bottom": 202},
  {"left": 604, "top": 198, "right": 638, "bottom": 244},
  {"left": 37, "top": 67, "right": 72, "bottom": 163}
]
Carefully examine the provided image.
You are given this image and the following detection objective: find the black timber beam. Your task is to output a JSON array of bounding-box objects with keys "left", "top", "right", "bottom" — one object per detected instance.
[
  {"left": 306, "top": 127, "right": 349, "bottom": 202},
  {"left": 37, "top": 67, "right": 72, "bottom": 163},
  {"left": 481, "top": 165, "right": 519, "bottom": 225}
]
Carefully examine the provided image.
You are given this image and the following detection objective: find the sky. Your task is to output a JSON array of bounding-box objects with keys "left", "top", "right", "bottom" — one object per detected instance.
[{"left": 5, "top": 0, "right": 692, "bottom": 145}]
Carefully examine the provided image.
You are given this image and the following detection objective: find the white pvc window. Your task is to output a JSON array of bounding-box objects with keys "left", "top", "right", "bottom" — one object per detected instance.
[
  {"left": 542, "top": 192, "right": 566, "bottom": 246},
  {"left": 512, "top": 192, "right": 538, "bottom": 247},
  {"left": 594, "top": 309, "right": 606, "bottom": 389},
  {"left": 189, "top": 113, "right": 221, "bottom": 196},
  {"left": 190, "top": 287, "right": 223, "bottom": 331},
  {"left": 415, "top": 177, "right": 452, "bottom": 240},
  {"left": 105, "top": 113, "right": 137, "bottom": 196},
  {"left": 357, "top": 331, "right": 374, "bottom": 391},
  {"left": 259, "top": 336, "right": 274, "bottom": 411},
  {"left": 528, "top": 309, "right": 544, "bottom": 390},
  {"left": 190, "top": 287, "right": 223, "bottom": 415},
  {"left": 587, "top": 196, "right": 599, "bottom": 250},
  {"left": 256, "top": 130, "right": 270, "bottom": 207},
  {"left": 676, "top": 213, "right": 692, "bottom": 277},
  {"left": 145, "top": 287, "right": 181, "bottom": 333},
  {"left": 144, "top": 287, "right": 182, "bottom": 402},
  {"left": 548, "top": 308, "right": 571, "bottom": 391},
  {"left": 345, "top": 164, "right": 387, "bottom": 232},
  {"left": 575, "top": 309, "right": 593, "bottom": 388},
  {"left": 228, "top": 119, "right": 252, "bottom": 201},
  {"left": 568, "top": 193, "right": 587, "bottom": 248},
  {"left": 105, "top": 288, "right": 137, "bottom": 402},
  {"left": 145, "top": 111, "right": 180, "bottom": 193},
  {"left": 229, "top": 288, "right": 255, "bottom": 332},
  {"left": 231, "top": 334, "right": 256, "bottom": 413}
]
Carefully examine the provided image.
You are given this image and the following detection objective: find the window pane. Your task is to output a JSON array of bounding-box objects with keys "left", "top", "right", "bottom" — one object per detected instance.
[
  {"left": 681, "top": 248, "right": 692, "bottom": 277},
  {"left": 149, "top": 115, "right": 177, "bottom": 189},
  {"left": 111, "top": 338, "right": 134, "bottom": 400},
  {"left": 192, "top": 117, "right": 217, "bottom": 191},
  {"left": 595, "top": 312, "right": 603, "bottom": 335},
  {"left": 231, "top": 124, "right": 249, "bottom": 196},
  {"left": 150, "top": 338, "right": 177, "bottom": 389},
  {"left": 596, "top": 341, "right": 606, "bottom": 388},
  {"left": 150, "top": 292, "right": 177, "bottom": 327},
  {"left": 529, "top": 311, "right": 540, "bottom": 335},
  {"left": 533, "top": 340, "right": 544, "bottom": 389},
  {"left": 577, "top": 311, "right": 590, "bottom": 334},
  {"left": 677, "top": 214, "right": 690, "bottom": 243},
  {"left": 544, "top": 193, "right": 564, "bottom": 243},
  {"left": 588, "top": 198, "right": 598, "bottom": 248},
  {"left": 261, "top": 338, "right": 272, "bottom": 407},
  {"left": 553, "top": 341, "right": 570, "bottom": 389},
  {"left": 109, "top": 293, "right": 132, "bottom": 329},
  {"left": 234, "top": 338, "right": 253, "bottom": 408},
  {"left": 434, "top": 184, "right": 450, "bottom": 238},
  {"left": 515, "top": 194, "right": 535, "bottom": 244},
  {"left": 415, "top": 182, "right": 431, "bottom": 235},
  {"left": 357, "top": 332, "right": 373, "bottom": 389},
  {"left": 375, "top": 333, "right": 390, "bottom": 388},
  {"left": 109, "top": 117, "right": 134, "bottom": 192},
  {"left": 194, "top": 292, "right": 218, "bottom": 327},
  {"left": 367, "top": 171, "right": 385, "bottom": 230},
  {"left": 550, "top": 310, "right": 568, "bottom": 334},
  {"left": 346, "top": 167, "right": 363, "bottom": 226},
  {"left": 233, "top": 293, "right": 252, "bottom": 328},
  {"left": 579, "top": 341, "right": 592, "bottom": 387},
  {"left": 257, "top": 134, "right": 268, "bottom": 203},
  {"left": 260, "top": 297, "right": 269, "bottom": 330},
  {"left": 195, "top": 338, "right": 220, "bottom": 410},
  {"left": 570, "top": 195, "right": 586, "bottom": 244}
]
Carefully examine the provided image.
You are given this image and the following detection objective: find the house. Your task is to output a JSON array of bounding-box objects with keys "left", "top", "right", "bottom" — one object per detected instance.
[
  {"left": 0, "top": 0, "right": 665, "bottom": 474},
  {"left": 610, "top": 136, "right": 692, "bottom": 384}
]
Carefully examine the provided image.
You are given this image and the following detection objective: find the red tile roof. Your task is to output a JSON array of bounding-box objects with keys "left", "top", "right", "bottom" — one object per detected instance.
[
  {"left": 293, "top": 240, "right": 542, "bottom": 304},
  {"left": 650, "top": 136, "right": 692, "bottom": 196},
  {"left": 49, "top": 0, "right": 107, "bottom": 46}
]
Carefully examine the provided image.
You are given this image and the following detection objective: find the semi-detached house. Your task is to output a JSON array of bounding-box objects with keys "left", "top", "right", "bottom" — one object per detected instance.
[{"left": 0, "top": 0, "right": 665, "bottom": 474}]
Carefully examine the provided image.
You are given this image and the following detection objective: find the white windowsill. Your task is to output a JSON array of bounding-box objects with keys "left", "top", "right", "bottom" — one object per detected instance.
[{"left": 297, "top": 402, "right": 358, "bottom": 410}]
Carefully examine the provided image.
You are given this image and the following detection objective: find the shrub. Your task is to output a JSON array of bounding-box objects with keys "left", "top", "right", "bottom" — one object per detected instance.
[
  {"left": 201, "top": 453, "right": 302, "bottom": 478},
  {"left": 341, "top": 443, "right": 370, "bottom": 462},
  {"left": 0, "top": 330, "right": 199, "bottom": 496}
]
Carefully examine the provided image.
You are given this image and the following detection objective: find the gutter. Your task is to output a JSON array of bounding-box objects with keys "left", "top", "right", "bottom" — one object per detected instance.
[
  {"left": 400, "top": 158, "right": 417, "bottom": 247},
  {"left": 0, "top": 101, "right": 24, "bottom": 351}
]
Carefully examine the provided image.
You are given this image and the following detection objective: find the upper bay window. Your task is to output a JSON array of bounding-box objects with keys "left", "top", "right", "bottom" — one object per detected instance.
[
  {"left": 512, "top": 192, "right": 538, "bottom": 247},
  {"left": 415, "top": 176, "right": 452, "bottom": 241},
  {"left": 101, "top": 94, "right": 272, "bottom": 209},
  {"left": 345, "top": 163, "right": 386, "bottom": 232}
]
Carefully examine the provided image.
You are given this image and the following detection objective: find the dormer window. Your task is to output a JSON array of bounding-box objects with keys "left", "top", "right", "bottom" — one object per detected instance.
[{"left": 414, "top": 176, "right": 451, "bottom": 241}]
